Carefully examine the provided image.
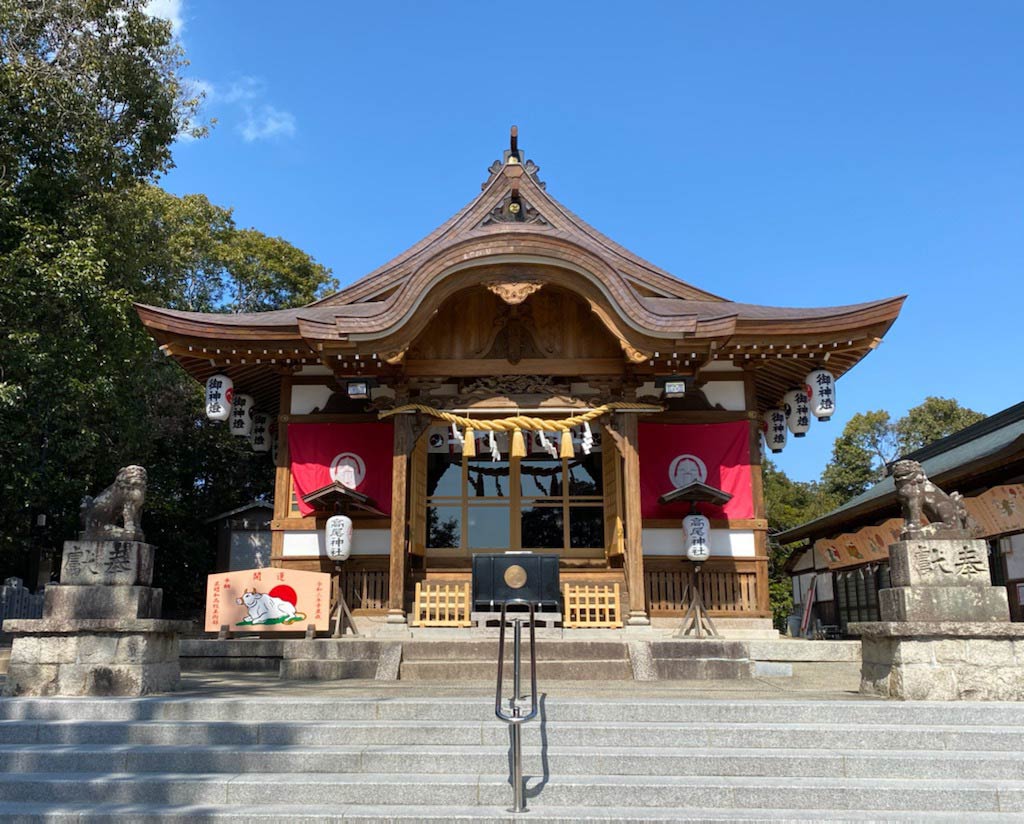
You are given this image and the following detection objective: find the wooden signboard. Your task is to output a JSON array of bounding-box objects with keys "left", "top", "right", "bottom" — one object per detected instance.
[{"left": 204, "top": 567, "right": 331, "bottom": 633}]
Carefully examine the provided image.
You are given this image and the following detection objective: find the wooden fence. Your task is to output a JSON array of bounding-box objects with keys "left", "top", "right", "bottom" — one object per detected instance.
[
  {"left": 563, "top": 583, "right": 622, "bottom": 629},
  {"left": 644, "top": 559, "right": 767, "bottom": 617},
  {"left": 335, "top": 566, "right": 389, "bottom": 613},
  {"left": 411, "top": 582, "right": 472, "bottom": 627}
]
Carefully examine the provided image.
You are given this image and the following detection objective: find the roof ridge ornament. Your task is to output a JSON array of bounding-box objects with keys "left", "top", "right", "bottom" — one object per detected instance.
[{"left": 482, "top": 125, "right": 545, "bottom": 190}]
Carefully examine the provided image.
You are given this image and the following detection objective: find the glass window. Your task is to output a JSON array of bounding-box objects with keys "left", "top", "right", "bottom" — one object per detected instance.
[
  {"left": 467, "top": 506, "right": 511, "bottom": 549},
  {"left": 426, "top": 453, "right": 462, "bottom": 498},
  {"left": 569, "top": 507, "right": 604, "bottom": 548},
  {"left": 520, "top": 458, "right": 562, "bottom": 498},
  {"left": 521, "top": 505, "right": 564, "bottom": 549},
  {"left": 567, "top": 456, "right": 602, "bottom": 496},
  {"left": 427, "top": 506, "right": 461, "bottom": 549},
  {"left": 422, "top": 423, "right": 608, "bottom": 553},
  {"left": 466, "top": 461, "right": 509, "bottom": 498}
]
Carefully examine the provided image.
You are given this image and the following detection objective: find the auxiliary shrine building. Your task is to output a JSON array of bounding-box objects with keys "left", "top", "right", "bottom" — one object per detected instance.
[{"left": 137, "top": 134, "right": 904, "bottom": 629}]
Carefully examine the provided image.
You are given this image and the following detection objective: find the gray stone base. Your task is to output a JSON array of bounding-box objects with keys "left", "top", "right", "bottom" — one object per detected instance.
[
  {"left": 3, "top": 631, "right": 183, "bottom": 696},
  {"left": 879, "top": 585, "right": 1010, "bottom": 622},
  {"left": 42, "top": 585, "right": 163, "bottom": 620},
  {"left": 851, "top": 621, "right": 1024, "bottom": 701}
]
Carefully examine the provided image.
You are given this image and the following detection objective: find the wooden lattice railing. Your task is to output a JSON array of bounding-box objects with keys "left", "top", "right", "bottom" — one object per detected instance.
[
  {"left": 645, "top": 560, "right": 766, "bottom": 616},
  {"left": 411, "top": 582, "right": 472, "bottom": 627},
  {"left": 335, "top": 567, "right": 389, "bottom": 612},
  {"left": 563, "top": 583, "right": 623, "bottom": 629}
]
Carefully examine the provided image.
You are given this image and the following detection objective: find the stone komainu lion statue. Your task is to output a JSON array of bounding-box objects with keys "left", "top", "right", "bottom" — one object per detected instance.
[
  {"left": 80, "top": 465, "right": 147, "bottom": 541},
  {"left": 891, "top": 459, "right": 974, "bottom": 537}
]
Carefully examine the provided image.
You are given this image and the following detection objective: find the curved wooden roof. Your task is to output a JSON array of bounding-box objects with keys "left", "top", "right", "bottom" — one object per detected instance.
[{"left": 137, "top": 135, "right": 904, "bottom": 413}]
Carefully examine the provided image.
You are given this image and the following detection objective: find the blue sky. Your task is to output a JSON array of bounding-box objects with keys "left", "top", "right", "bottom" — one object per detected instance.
[{"left": 154, "top": 1, "right": 1023, "bottom": 483}]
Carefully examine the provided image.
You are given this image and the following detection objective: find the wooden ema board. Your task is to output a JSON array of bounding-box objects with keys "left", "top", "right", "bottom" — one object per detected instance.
[
  {"left": 411, "top": 582, "right": 471, "bottom": 627},
  {"left": 563, "top": 583, "right": 622, "bottom": 628},
  {"left": 205, "top": 568, "right": 331, "bottom": 632}
]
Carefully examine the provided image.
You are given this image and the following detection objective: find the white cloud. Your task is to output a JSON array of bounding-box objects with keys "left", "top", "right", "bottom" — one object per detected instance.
[
  {"left": 240, "top": 105, "right": 297, "bottom": 142},
  {"left": 221, "top": 77, "right": 263, "bottom": 104},
  {"left": 145, "top": 0, "right": 185, "bottom": 36}
]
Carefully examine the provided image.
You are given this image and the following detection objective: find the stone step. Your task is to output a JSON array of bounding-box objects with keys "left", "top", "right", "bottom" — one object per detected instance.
[
  {"left": 4, "top": 719, "right": 1024, "bottom": 750},
  {"left": 399, "top": 659, "right": 633, "bottom": 680},
  {"left": 0, "top": 743, "right": 1021, "bottom": 780},
  {"left": 0, "top": 772, "right": 1021, "bottom": 812},
  {"left": 400, "top": 640, "right": 629, "bottom": 661},
  {"left": 278, "top": 659, "right": 381, "bottom": 680},
  {"left": 0, "top": 803, "right": 1019, "bottom": 823},
  {"left": 654, "top": 659, "right": 754, "bottom": 679},
  {"left": 3, "top": 697, "right": 1024, "bottom": 727}
]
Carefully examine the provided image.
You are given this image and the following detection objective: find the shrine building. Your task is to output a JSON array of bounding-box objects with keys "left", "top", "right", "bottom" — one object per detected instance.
[{"left": 136, "top": 131, "right": 904, "bottom": 630}]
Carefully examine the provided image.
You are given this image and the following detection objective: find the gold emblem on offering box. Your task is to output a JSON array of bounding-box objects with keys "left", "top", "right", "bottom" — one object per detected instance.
[{"left": 504, "top": 564, "right": 528, "bottom": 589}]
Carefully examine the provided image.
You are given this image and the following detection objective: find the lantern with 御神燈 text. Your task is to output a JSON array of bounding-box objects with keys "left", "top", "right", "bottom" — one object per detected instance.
[
  {"left": 805, "top": 369, "right": 836, "bottom": 421},
  {"left": 683, "top": 512, "right": 711, "bottom": 563},
  {"left": 250, "top": 412, "right": 271, "bottom": 452},
  {"left": 205, "top": 375, "right": 233, "bottom": 422},
  {"left": 230, "top": 394, "right": 254, "bottom": 437},
  {"left": 762, "top": 409, "right": 787, "bottom": 454},
  {"left": 783, "top": 388, "right": 811, "bottom": 438},
  {"left": 325, "top": 514, "right": 352, "bottom": 561}
]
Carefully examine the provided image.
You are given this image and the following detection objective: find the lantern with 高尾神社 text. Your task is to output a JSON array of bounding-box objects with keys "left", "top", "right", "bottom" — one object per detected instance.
[
  {"left": 250, "top": 413, "right": 271, "bottom": 452},
  {"left": 805, "top": 369, "right": 836, "bottom": 421},
  {"left": 325, "top": 514, "right": 352, "bottom": 561},
  {"left": 230, "top": 394, "right": 254, "bottom": 437},
  {"left": 762, "top": 409, "right": 787, "bottom": 454},
  {"left": 783, "top": 388, "right": 811, "bottom": 438},
  {"left": 683, "top": 512, "right": 711, "bottom": 563},
  {"left": 205, "top": 375, "right": 233, "bottom": 422}
]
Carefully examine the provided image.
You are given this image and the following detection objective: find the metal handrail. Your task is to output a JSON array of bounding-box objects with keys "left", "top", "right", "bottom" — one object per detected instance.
[{"left": 494, "top": 598, "right": 539, "bottom": 813}]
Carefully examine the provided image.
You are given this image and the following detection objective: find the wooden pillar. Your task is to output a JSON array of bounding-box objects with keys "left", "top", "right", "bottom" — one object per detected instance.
[
  {"left": 270, "top": 376, "right": 293, "bottom": 566},
  {"left": 743, "top": 369, "right": 771, "bottom": 617},
  {"left": 386, "top": 414, "right": 413, "bottom": 623},
  {"left": 618, "top": 412, "right": 650, "bottom": 626}
]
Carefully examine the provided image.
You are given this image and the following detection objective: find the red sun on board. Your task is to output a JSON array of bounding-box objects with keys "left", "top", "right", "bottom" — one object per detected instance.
[{"left": 269, "top": 585, "right": 297, "bottom": 606}]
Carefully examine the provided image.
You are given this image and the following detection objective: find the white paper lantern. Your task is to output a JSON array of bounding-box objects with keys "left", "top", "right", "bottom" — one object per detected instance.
[
  {"left": 783, "top": 388, "right": 811, "bottom": 438},
  {"left": 250, "top": 412, "right": 271, "bottom": 452},
  {"left": 229, "top": 393, "right": 254, "bottom": 437},
  {"left": 683, "top": 512, "right": 711, "bottom": 563},
  {"left": 762, "top": 409, "right": 787, "bottom": 454},
  {"left": 325, "top": 514, "right": 353, "bottom": 561},
  {"left": 205, "top": 374, "right": 233, "bottom": 422},
  {"left": 805, "top": 369, "right": 836, "bottom": 421}
]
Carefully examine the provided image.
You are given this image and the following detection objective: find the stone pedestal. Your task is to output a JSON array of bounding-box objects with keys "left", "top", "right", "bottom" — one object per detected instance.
[
  {"left": 2, "top": 541, "right": 190, "bottom": 696},
  {"left": 852, "top": 622, "right": 1024, "bottom": 700},
  {"left": 853, "top": 538, "right": 1018, "bottom": 701}
]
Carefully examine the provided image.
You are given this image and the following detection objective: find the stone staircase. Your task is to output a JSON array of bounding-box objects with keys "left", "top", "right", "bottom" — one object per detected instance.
[
  {"left": 1, "top": 693, "right": 1024, "bottom": 820},
  {"left": 400, "top": 639, "right": 634, "bottom": 680}
]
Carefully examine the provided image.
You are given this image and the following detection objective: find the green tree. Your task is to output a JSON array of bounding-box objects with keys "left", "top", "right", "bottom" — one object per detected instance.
[
  {"left": 762, "top": 461, "right": 837, "bottom": 628},
  {"left": 820, "top": 410, "right": 898, "bottom": 502},
  {"left": 896, "top": 396, "right": 987, "bottom": 453},
  {"left": 820, "top": 398, "right": 986, "bottom": 506},
  {"left": 0, "top": 0, "right": 335, "bottom": 613}
]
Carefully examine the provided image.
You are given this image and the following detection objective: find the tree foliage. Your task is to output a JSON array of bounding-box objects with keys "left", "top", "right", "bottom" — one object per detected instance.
[
  {"left": 896, "top": 396, "right": 987, "bottom": 454},
  {"left": 821, "top": 398, "right": 986, "bottom": 505},
  {"left": 763, "top": 461, "right": 838, "bottom": 628},
  {"left": 0, "top": 0, "right": 335, "bottom": 613}
]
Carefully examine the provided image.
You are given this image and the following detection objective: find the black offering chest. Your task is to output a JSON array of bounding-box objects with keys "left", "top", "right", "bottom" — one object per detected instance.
[{"left": 472, "top": 553, "right": 560, "bottom": 614}]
